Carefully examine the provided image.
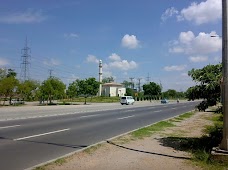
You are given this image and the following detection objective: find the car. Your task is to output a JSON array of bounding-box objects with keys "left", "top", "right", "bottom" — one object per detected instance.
[
  {"left": 120, "top": 96, "right": 135, "bottom": 105},
  {"left": 11, "top": 99, "right": 24, "bottom": 105},
  {"left": 161, "top": 99, "right": 169, "bottom": 104}
]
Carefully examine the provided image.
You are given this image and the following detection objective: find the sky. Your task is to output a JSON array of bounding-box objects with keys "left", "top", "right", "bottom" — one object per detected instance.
[{"left": 0, "top": 0, "right": 222, "bottom": 91}]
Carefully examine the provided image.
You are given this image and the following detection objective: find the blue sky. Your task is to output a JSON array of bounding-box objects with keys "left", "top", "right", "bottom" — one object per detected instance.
[{"left": 0, "top": 0, "right": 222, "bottom": 91}]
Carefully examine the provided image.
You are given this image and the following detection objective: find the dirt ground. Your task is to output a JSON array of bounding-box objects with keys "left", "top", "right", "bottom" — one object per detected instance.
[{"left": 44, "top": 111, "right": 214, "bottom": 170}]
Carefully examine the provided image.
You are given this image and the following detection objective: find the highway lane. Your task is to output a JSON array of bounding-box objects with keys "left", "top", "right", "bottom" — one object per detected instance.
[{"left": 0, "top": 101, "right": 200, "bottom": 170}]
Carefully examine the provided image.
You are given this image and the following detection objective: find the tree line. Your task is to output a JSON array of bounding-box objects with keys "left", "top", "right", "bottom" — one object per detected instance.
[{"left": 1, "top": 62, "right": 220, "bottom": 106}]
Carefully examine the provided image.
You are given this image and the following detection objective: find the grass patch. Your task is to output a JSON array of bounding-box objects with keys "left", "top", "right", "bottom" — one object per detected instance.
[
  {"left": 54, "top": 158, "right": 67, "bottom": 166},
  {"left": 35, "top": 167, "right": 46, "bottom": 170},
  {"left": 178, "top": 111, "right": 194, "bottom": 119},
  {"left": 112, "top": 136, "right": 135, "bottom": 144},
  {"left": 130, "top": 121, "right": 175, "bottom": 139},
  {"left": 83, "top": 144, "right": 103, "bottom": 154}
]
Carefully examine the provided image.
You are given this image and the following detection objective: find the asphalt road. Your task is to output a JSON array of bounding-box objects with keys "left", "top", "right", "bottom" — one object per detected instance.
[{"left": 0, "top": 101, "right": 200, "bottom": 170}]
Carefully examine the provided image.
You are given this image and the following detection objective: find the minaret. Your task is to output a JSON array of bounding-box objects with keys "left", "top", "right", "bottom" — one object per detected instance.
[{"left": 99, "top": 60, "right": 103, "bottom": 96}]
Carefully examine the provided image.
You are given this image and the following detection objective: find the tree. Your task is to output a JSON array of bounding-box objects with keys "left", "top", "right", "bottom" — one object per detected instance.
[
  {"left": 102, "top": 76, "right": 114, "bottom": 83},
  {"left": 187, "top": 64, "right": 222, "bottom": 107},
  {"left": 66, "top": 80, "right": 80, "bottom": 99},
  {"left": 0, "top": 76, "right": 19, "bottom": 105},
  {"left": 122, "top": 80, "right": 133, "bottom": 88},
  {"left": 125, "top": 88, "right": 134, "bottom": 96},
  {"left": 162, "top": 89, "right": 177, "bottom": 99},
  {"left": 0, "top": 68, "right": 18, "bottom": 105},
  {"left": 18, "top": 80, "right": 40, "bottom": 101},
  {"left": 143, "top": 82, "right": 161, "bottom": 102},
  {"left": 40, "top": 77, "right": 66, "bottom": 104},
  {"left": 77, "top": 77, "right": 100, "bottom": 104}
]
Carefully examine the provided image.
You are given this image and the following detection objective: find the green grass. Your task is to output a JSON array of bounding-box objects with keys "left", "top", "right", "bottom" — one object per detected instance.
[
  {"left": 130, "top": 121, "right": 175, "bottom": 139},
  {"left": 178, "top": 111, "right": 194, "bottom": 119},
  {"left": 173, "top": 111, "right": 225, "bottom": 169},
  {"left": 54, "top": 158, "right": 67, "bottom": 166},
  {"left": 83, "top": 144, "right": 103, "bottom": 154}
]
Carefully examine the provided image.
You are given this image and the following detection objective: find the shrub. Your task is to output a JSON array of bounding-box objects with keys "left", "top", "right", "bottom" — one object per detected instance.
[{"left": 196, "top": 101, "right": 208, "bottom": 112}]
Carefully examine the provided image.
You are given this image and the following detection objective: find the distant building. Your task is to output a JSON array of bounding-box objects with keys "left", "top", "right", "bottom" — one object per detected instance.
[{"left": 102, "top": 82, "right": 126, "bottom": 97}]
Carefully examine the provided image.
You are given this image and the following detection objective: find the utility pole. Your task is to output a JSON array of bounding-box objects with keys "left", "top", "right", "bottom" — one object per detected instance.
[
  {"left": 129, "top": 77, "right": 134, "bottom": 89},
  {"left": 137, "top": 78, "right": 142, "bottom": 92},
  {"left": 220, "top": 0, "right": 228, "bottom": 151},
  {"left": 49, "top": 69, "right": 53, "bottom": 78},
  {"left": 20, "top": 37, "right": 31, "bottom": 81},
  {"left": 146, "top": 73, "right": 150, "bottom": 83}
]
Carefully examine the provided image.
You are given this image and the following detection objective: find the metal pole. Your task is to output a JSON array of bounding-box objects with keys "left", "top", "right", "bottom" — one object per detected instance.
[{"left": 221, "top": 0, "right": 228, "bottom": 150}]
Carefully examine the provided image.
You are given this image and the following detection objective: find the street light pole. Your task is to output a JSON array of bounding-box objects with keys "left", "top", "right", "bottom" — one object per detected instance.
[{"left": 221, "top": 0, "right": 228, "bottom": 150}]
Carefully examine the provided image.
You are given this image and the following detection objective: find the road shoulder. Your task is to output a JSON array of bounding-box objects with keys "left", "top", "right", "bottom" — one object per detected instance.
[{"left": 40, "top": 111, "right": 213, "bottom": 170}]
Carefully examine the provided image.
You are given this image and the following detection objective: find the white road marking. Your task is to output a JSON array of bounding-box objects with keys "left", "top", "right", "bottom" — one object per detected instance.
[
  {"left": 14, "top": 128, "right": 70, "bottom": 141},
  {"left": 154, "top": 110, "right": 162, "bottom": 112},
  {"left": 118, "top": 115, "right": 135, "bottom": 120},
  {"left": 0, "top": 125, "right": 20, "bottom": 129},
  {"left": 122, "top": 110, "right": 135, "bottom": 113},
  {"left": 80, "top": 114, "right": 99, "bottom": 118},
  {"left": 171, "top": 108, "right": 176, "bottom": 109}
]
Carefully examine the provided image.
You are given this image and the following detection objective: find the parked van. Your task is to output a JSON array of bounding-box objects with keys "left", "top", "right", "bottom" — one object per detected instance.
[{"left": 120, "top": 96, "right": 135, "bottom": 105}]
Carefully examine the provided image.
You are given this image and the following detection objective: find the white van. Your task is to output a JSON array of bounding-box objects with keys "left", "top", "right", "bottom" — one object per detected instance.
[{"left": 120, "top": 96, "right": 135, "bottom": 105}]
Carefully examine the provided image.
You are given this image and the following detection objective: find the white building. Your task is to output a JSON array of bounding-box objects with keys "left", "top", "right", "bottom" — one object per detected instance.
[{"left": 102, "top": 83, "right": 126, "bottom": 97}]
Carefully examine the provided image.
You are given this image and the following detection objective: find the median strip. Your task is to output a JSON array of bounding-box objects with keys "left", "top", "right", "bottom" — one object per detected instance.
[
  {"left": 0, "top": 125, "right": 20, "bottom": 129},
  {"left": 118, "top": 115, "right": 135, "bottom": 120},
  {"left": 13, "top": 128, "right": 70, "bottom": 141}
]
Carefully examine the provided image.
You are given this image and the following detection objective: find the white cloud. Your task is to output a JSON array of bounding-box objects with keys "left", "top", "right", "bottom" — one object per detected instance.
[
  {"left": 86, "top": 55, "right": 99, "bottom": 63},
  {"left": 189, "top": 56, "right": 208, "bottom": 63},
  {"left": 164, "top": 65, "right": 186, "bottom": 71},
  {"left": 0, "top": 58, "right": 9, "bottom": 66},
  {"left": 109, "top": 53, "right": 121, "bottom": 61},
  {"left": 43, "top": 58, "right": 60, "bottom": 66},
  {"left": 87, "top": 53, "right": 138, "bottom": 71},
  {"left": 0, "top": 9, "right": 47, "bottom": 24},
  {"left": 107, "top": 53, "right": 138, "bottom": 71},
  {"left": 121, "top": 34, "right": 140, "bottom": 49},
  {"left": 179, "top": 31, "right": 195, "bottom": 44},
  {"left": 169, "top": 31, "right": 222, "bottom": 55},
  {"left": 161, "top": 7, "right": 179, "bottom": 22},
  {"left": 177, "top": 0, "right": 222, "bottom": 25},
  {"left": 109, "top": 60, "right": 138, "bottom": 71},
  {"left": 64, "top": 33, "right": 79, "bottom": 39}
]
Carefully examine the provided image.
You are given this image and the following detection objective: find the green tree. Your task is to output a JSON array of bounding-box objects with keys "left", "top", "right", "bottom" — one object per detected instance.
[
  {"left": 102, "top": 76, "right": 114, "bottom": 83},
  {"left": 125, "top": 87, "right": 134, "bottom": 96},
  {"left": 40, "top": 77, "right": 66, "bottom": 104},
  {"left": 66, "top": 80, "right": 80, "bottom": 99},
  {"left": 0, "top": 68, "right": 18, "bottom": 105},
  {"left": 163, "top": 89, "right": 177, "bottom": 99},
  {"left": 0, "top": 76, "right": 19, "bottom": 105},
  {"left": 122, "top": 80, "right": 134, "bottom": 88},
  {"left": 77, "top": 77, "right": 100, "bottom": 104},
  {"left": 18, "top": 80, "right": 40, "bottom": 101},
  {"left": 187, "top": 64, "right": 222, "bottom": 106},
  {"left": 143, "top": 82, "right": 161, "bottom": 102}
]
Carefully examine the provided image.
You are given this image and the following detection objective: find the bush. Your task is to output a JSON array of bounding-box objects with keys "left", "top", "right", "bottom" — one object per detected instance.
[{"left": 196, "top": 101, "right": 208, "bottom": 112}]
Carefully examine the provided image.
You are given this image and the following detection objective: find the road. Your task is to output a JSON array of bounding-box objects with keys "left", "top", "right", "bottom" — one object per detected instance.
[{"left": 0, "top": 101, "right": 199, "bottom": 170}]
